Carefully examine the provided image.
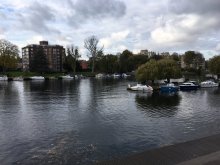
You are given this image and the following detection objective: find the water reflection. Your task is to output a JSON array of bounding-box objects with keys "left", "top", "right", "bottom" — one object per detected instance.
[
  {"left": 135, "top": 92, "right": 181, "bottom": 118},
  {"left": 1, "top": 80, "right": 220, "bottom": 164}
]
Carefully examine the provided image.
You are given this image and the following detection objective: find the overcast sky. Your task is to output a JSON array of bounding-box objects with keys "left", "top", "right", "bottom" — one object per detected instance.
[{"left": 1, "top": 0, "right": 220, "bottom": 59}]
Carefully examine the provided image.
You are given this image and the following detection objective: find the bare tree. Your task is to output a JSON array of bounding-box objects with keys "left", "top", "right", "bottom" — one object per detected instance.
[
  {"left": 84, "top": 35, "right": 103, "bottom": 73},
  {"left": 66, "top": 45, "right": 81, "bottom": 77},
  {"left": 0, "top": 39, "right": 19, "bottom": 73}
]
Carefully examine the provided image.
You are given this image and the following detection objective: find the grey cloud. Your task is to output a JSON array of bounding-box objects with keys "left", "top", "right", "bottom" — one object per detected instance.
[
  {"left": 169, "top": 0, "right": 220, "bottom": 15},
  {"left": 68, "top": 0, "right": 126, "bottom": 26},
  {"left": 18, "top": 2, "right": 60, "bottom": 34}
]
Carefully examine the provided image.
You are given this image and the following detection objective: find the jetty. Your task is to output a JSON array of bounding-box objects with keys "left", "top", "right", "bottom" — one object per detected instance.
[{"left": 97, "top": 133, "right": 220, "bottom": 165}]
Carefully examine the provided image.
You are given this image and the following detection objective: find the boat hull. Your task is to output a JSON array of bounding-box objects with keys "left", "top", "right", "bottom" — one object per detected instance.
[
  {"left": 179, "top": 85, "right": 199, "bottom": 90},
  {"left": 127, "top": 84, "right": 153, "bottom": 92},
  {"left": 160, "top": 86, "right": 179, "bottom": 93},
  {"left": 200, "top": 81, "right": 219, "bottom": 88}
]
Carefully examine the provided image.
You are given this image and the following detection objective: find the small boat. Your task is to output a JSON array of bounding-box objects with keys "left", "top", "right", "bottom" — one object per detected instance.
[
  {"left": 160, "top": 83, "right": 179, "bottom": 93},
  {"left": 60, "top": 75, "right": 74, "bottom": 79},
  {"left": 122, "top": 73, "right": 130, "bottom": 78},
  {"left": 200, "top": 80, "right": 219, "bottom": 88},
  {"left": 127, "top": 84, "right": 153, "bottom": 92},
  {"left": 0, "top": 75, "right": 8, "bottom": 81},
  {"left": 30, "top": 76, "right": 45, "bottom": 80},
  {"left": 13, "top": 77, "right": 23, "bottom": 81},
  {"left": 95, "top": 73, "right": 105, "bottom": 79},
  {"left": 113, "top": 73, "right": 121, "bottom": 78},
  {"left": 179, "top": 82, "right": 199, "bottom": 90}
]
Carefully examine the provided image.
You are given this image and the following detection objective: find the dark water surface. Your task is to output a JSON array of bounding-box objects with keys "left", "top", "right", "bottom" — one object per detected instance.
[{"left": 0, "top": 79, "right": 220, "bottom": 164}]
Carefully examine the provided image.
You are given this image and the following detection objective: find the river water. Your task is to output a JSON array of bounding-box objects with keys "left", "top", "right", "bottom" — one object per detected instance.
[{"left": 0, "top": 79, "right": 220, "bottom": 164}]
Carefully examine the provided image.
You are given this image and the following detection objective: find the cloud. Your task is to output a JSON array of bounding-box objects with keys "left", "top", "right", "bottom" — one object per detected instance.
[
  {"left": 1, "top": 0, "right": 220, "bottom": 59},
  {"left": 216, "top": 43, "right": 220, "bottom": 52},
  {"left": 68, "top": 0, "right": 126, "bottom": 26},
  {"left": 17, "top": 2, "right": 60, "bottom": 34},
  {"left": 100, "top": 30, "right": 130, "bottom": 48},
  {"left": 169, "top": 0, "right": 220, "bottom": 15}
]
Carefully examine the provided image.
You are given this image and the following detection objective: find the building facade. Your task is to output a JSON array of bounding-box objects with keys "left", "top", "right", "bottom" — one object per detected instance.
[{"left": 22, "top": 41, "right": 65, "bottom": 72}]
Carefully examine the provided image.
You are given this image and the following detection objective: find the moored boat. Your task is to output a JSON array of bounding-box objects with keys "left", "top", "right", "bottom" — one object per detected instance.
[
  {"left": 0, "top": 75, "right": 8, "bottom": 81},
  {"left": 60, "top": 75, "right": 74, "bottom": 79},
  {"left": 127, "top": 84, "right": 153, "bottom": 92},
  {"left": 179, "top": 82, "right": 199, "bottom": 91},
  {"left": 200, "top": 80, "right": 219, "bottom": 88},
  {"left": 160, "top": 83, "right": 179, "bottom": 93},
  {"left": 30, "top": 76, "right": 45, "bottom": 80},
  {"left": 13, "top": 77, "right": 23, "bottom": 81}
]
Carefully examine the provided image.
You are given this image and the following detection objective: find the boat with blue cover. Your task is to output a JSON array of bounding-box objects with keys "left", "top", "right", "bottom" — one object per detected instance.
[{"left": 160, "top": 83, "right": 179, "bottom": 93}]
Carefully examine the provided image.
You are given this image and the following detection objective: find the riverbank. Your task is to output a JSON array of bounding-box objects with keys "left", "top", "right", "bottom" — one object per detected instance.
[
  {"left": 1, "top": 71, "right": 96, "bottom": 80},
  {"left": 97, "top": 133, "right": 220, "bottom": 165}
]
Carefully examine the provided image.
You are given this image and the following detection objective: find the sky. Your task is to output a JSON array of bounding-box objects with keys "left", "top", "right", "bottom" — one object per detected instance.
[{"left": 1, "top": 0, "right": 220, "bottom": 59}]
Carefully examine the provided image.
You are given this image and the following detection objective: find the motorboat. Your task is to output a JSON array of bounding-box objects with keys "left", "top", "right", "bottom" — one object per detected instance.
[
  {"left": 113, "top": 73, "right": 121, "bottom": 79},
  {"left": 13, "top": 77, "right": 23, "bottom": 81},
  {"left": 122, "top": 73, "right": 130, "bottom": 78},
  {"left": 179, "top": 82, "right": 199, "bottom": 90},
  {"left": 127, "top": 84, "right": 153, "bottom": 92},
  {"left": 60, "top": 75, "right": 74, "bottom": 79},
  {"left": 160, "top": 83, "right": 179, "bottom": 93},
  {"left": 0, "top": 75, "right": 8, "bottom": 81},
  {"left": 200, "top": 80, "right": 219, "bottom": 88},
  {"left": 95, "top": 73, "right": 105, "bottom": 79},
  {"left": 30, "top": 76, "right": 45, "bottom": 80}
]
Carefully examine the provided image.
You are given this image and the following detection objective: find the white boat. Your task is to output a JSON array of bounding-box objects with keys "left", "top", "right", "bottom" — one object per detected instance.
[
  {"left": 95, "top": 73, "right": 105, "bottom": 79},
  {"left": 127, "top": 84, "right": 153, "bottom": 92},
  {"left": 179, "top": 82, "right": 199, "bottom": 90},
  {"left": 13, "top": 77, "right": 23, "bottom": 81},
  {"left": 200, "top": 80, "right": 219, "bottom": 88},
  {"left": 61, "top": 75, "right": 74, "bottom": 79},
  {"left": 122, "top": 73, "right": 130, "bottom": 78},
  {"left": 113, "top": 73, "right": 121, "bottom": 78},
  {"left": 0, "top": 75, "right": 8, "bottom": 81},
  {"left": 30, "top": 76, "right": 45, "bottom": 80}
]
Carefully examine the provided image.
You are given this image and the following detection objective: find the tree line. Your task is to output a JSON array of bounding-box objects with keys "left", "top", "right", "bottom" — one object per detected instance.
[{"left": 1, "top": 38, "right": 220, "bottom": 80}]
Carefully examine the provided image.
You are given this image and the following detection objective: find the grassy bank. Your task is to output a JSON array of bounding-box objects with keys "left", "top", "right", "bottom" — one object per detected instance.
[{"left": 3, "top": 71, "right": 96, "bottom": 78}]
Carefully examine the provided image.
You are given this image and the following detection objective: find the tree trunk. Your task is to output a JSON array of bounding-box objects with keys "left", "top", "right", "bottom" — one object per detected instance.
[
  {"left": 73, "top": 59, "right": 76, "bottom": 79},
  {"left": 92, "top": 57, "right": 95, "bottom": 73}
]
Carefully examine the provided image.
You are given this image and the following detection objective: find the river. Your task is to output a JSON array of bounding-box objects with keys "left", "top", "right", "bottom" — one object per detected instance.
[{"left": 0, "top": 79, "right": 220, "bottom": 164}]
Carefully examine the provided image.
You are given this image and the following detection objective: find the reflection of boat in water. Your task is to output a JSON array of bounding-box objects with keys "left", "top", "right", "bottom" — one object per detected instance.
[
  {"left": 160, "top": 83, "right": 179, "bottom": 93},
  {"left": 179, "top": 82, "right": 199, "bottom": 91},
  {"left": 200, "top": 80, "right": 219, "bottom": 88},
  {"left": 127, "top": 84, "right": 153, "bottom": 92},
  {"left": 135, "top": 92, "right": 181, "bottom": 117}
]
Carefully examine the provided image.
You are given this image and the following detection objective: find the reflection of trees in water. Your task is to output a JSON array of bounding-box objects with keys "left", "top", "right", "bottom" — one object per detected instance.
[
  {"left": 213, "top": 88, "right": 220, "bottom": 95},
  {"left": 204, "top": 88, "right": 220, "bottom": 107},
  {"left": 135, "top": 92, "right": 181, "bottom": 118}
]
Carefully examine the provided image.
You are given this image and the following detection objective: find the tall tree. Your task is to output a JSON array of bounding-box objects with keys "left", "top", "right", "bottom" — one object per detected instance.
[
  {"left": 208, "top": 55, "right": 220, "bottom": 77},
  {"left": 84, "top": 36, "right": 103, "bottom": 73},
  {"left": 128, "top": 54, "right": 148, "bottom": 71},
  {"left": 135, "top": 59, "right": 159, "bottom": 83},
  {"left": 30, "top": 47, "right": 48, "bottom": 73},
  {"left": 135, "top": 58, "right": 182, "bottom": 83},
  {"left": 119, "top": 49, "right": 133, "bottom": 73},
  {"left": 157, "top": 58, "right": 182, "bottom": 82},
  {"left": 183, "top": 51, "right": 204, "bottom": 69},
  {"left": 96, "top": 54, "right": 119, "bottom": 73},
  {"left": 66, "top": 45, "right": 80, "bottom": 76},
  {"left": 0, "top": 39, "right": 19, "bottom": 72}
]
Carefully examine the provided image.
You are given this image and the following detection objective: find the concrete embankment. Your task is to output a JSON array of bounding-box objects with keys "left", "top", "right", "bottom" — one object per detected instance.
[{"left": 97, "top": 133, "right": 220, "bottom": 165}]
